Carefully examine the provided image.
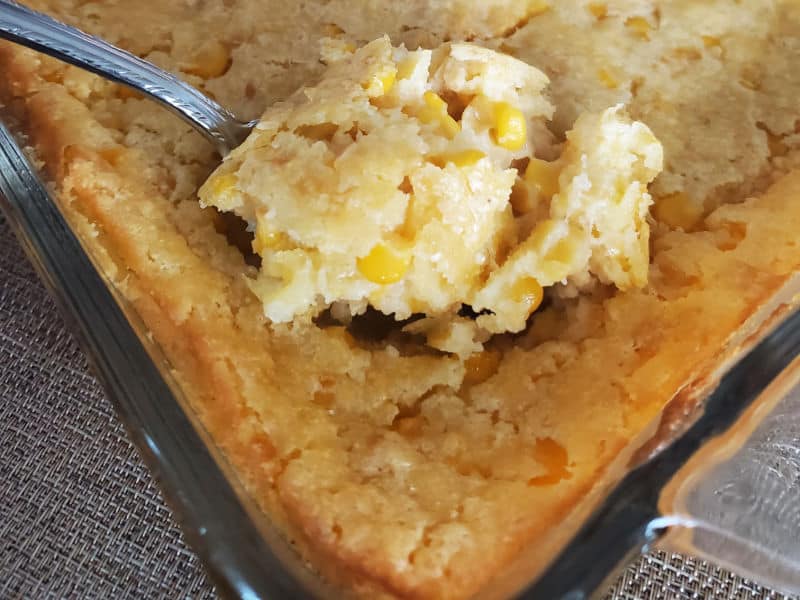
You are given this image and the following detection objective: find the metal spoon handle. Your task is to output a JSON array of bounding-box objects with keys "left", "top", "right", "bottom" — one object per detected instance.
[{"left": 0, "top": 0, "right": 252, "bottom": 155}]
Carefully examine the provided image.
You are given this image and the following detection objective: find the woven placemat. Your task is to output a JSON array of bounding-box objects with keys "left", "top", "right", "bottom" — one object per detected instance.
[{"left": 0, "top": 212, "right": 793, "bottom": 600}]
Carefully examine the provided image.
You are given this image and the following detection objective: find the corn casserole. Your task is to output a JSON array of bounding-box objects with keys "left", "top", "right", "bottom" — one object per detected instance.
[{"left": 2, "top": 1, "right": 800, "bottom": 598}]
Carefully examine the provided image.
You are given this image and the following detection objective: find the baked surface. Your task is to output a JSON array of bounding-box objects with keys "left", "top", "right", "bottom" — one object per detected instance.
[{"left": 2, "top": 1, "right": 800, "bottom": 598}]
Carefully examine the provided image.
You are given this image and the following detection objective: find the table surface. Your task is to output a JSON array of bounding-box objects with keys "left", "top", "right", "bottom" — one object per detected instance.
[{"left": 0, "top": 213, "right": 793, "bottom": 600}]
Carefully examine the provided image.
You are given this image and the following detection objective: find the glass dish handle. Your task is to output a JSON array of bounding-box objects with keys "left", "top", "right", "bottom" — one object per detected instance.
[{"left": 658, "top": 359, "right": 800, "bottom": 594}]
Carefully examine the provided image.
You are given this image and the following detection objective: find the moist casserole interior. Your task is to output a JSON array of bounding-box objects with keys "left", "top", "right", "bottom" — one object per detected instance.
[{"left": 2, "top": 2, "right": 800, "bottom": 599}]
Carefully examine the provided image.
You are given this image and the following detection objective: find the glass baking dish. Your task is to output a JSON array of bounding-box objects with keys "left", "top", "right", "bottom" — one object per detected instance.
[{"left": 1, "top": 116, "right": 799, "bottom": 599}]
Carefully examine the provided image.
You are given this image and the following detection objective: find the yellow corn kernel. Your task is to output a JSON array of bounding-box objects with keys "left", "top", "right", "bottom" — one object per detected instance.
[
  {"left": 528, "top": 0, "right": 550, "bottom": 17},
  {"left": 253, "top": 229, "right": 287, "bottom": 255},
  {"left": 702, "top": 35, "right": 721, "bottom": 48},
  {"left": 431, "top": 149, "right": 486, "bottom": 168},
  {"left": 652, "top": 192, "right": 704, "bottom": 231},
  {"left": 672, "top": 46, "right": 702, "bottom": 61},
  {"left": 184, "top": 40, "right": 230, "bottom": 79},
  {"left": 396, "top": 57, "right": 417, "bottom": 80},
  {"left": 418, "top": 91, "right": 461, "bottom": 139},
  {"left": 510, "top": 277, "right": 544, "bottom": 314},
  {"left": 525, "top": 158, "right": 560, "bottom": 199},
  {"left": 545, "top": 236, "right": 579, "bottom": 265},
  {"left": 588, "top": 2, "right": 607, "bottom": 19},
  {"left": 357, "top": 244, "right": 410, "bottom": 284},
  {"left": 422, "top": 91, "right": 449, "bottom": 114},
  {"left": 597, "top": 68, "right": 618, "bottom": 89},
  {"left": 449, "top": 149, "right": 486, "bottom": 167},
  {"left": 253, "top": 216, "right": 291, "bottom": 254},
  {"left": 528, "top": 437, "right": 571, "bottom": 486},
  {"left": 463, "top": 350, "right": 502, "bottom": 386},
  {"left": 364, "top": 64, "right": 397, "bottom": 96},
  {"left": 98, "top": 146, "right": 127, "bottom": 167},
  {"left": 714, "top": 221, "right": 747, "bottom": 251},
  {"left": 295, "top": 122, "right": 339, "bottom": 142},
  {"left": 377, "top": 67, "right": 397, "bottom": 94},
  {"left": 209, "top": 173, "right": 237, "bottom": 196},
  {"left": 624, "top": 16, "right": 652, "bottom": 40},
  {"left": 492, "top": 102, "right": 527, "bottom": 151}
]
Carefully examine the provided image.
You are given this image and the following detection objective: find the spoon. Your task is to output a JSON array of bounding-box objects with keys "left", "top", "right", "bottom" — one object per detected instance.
[{"left": 0, "top": 0, "right": 256, "bottom": 156}]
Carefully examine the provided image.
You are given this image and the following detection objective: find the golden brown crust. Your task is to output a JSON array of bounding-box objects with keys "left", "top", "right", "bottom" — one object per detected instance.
[{"left": 2, "top": 2, "right": 800, "bottom": 598}]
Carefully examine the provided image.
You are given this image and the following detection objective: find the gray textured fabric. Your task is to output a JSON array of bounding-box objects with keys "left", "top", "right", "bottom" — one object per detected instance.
[{"left": 0, "top": 212, "right": 792, "bottom": 600}]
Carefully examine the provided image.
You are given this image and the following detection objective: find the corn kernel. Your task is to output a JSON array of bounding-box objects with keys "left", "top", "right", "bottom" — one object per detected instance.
[
  {"left": 357, "top": 243, "right": 410, "bottom": 284},
  {"left": 210, "top": 173, "right": 237, "bottom": 196},
  {"left": 295, "top": 122, "right": 339, "bottom": 141},
  {"left": 672, "top": 47, "right": 702, "bottom": 61},
  {"left": 714, "top": 221, "right": 747, "bottom": 251},
  {"left": 652, "top": 192, "right": 704, "bottom": 231},
  {"left": 418, "top": 91, "right": 461, "bottom": 139},
  {"left": 184, "top": 40, "right": 230, "bottom": 79},
  {"left": 588, "top": 2, "right": 607, "bottom": 19},
  {"left": 253, "top": 229, "right": 288, "bottom": 255},
  {"left": 545, "top": 236, "right": 578, "bottom": 265},
  {"left": 528, "top": 0, "right": 550, "bottom": 18},
  {"left": 98, "top": 146, "right": 126, "bottom": 167},
  {"left": 510, "top": 277, "right": 544, "bottom": 314},
  {"left": 463, "top": 350, "right": 502, "bottom": 385},
  {"left": 423, "top": 91, "right": 449, "bottom": 111},
  {"left": 431, "top": 149, "right": 486, "bottom": 168},
  {"left": 528, "top": 437, "right": 571, "bottom": 486},
  {"left": 253, "top": 215, "right": 291, "bottom": 254},
  {"left": 377, "top": 67, "right": 397, "bottom": 94},
  {"left": 597, "top": 68, "right": 619, "bottom": 89},
  {"left": 364, "top": 64, "right": 397, "bottom": 96},
  {"left": 624, "top": 16, "right": 652, "bottom": 40},
  {"left": 492, "top": 102, "right": 527, "bottom": 151},
  {"left": 396, "top": 57, "right": 417, "bottom": 80},
  {"left": 525, "top": 158, "right": 560, "bottom": 199}
]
